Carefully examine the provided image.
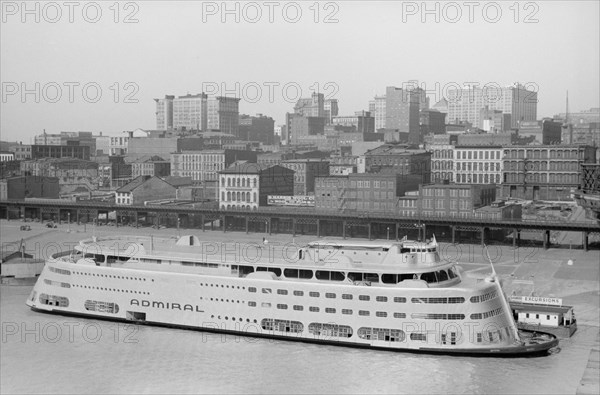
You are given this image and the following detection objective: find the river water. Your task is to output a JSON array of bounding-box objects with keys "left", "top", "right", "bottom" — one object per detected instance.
[{"left": 1, "top": 285, "right": 597, "bottom": 394}]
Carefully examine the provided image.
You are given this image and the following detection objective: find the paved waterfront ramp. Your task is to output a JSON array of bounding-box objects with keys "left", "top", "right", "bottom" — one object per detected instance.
[{"left": 577, "top": 332, "right": 600, "bottom": 395}]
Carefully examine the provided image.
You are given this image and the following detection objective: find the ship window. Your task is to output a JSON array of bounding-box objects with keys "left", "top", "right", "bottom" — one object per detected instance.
[
  {"left": 547, "top": 315, "right": 550, "bottom": 320},
  {"left": 393, "top": 312, "right": 406, "bottom": 318},
  {"left": 477, "top": 333, "right": 483, "bottom": 343},
  {"left": 248, "top": 287, "right": 257, "bottom": 293},
  {"left": 393, "top": 297, "right": 406, "bottom": 303},
  {"left": 284, "top": 269, "right": 298, "bottom": 278},
  {"left": 358, "top": 327, "right": 405, "bottom": 342},
  {"left": 277, "top": 304, "right": 288, "bottom": 310},
  {"left": 342, "top": 309, "right": 353, "bottom": 315},
  {"left": 359, "top": 310, "right": 370, "bottom": 316},
  {"left": 277, "top": 289, "right": 288, "bottom": 295},
  {"left": 376, "top": 311, "right": 387, "bottom": 317},
  {"left": 348, "top": 272, "right": 379, "bottom": 283},
  {"left": 261, "top": 319, "right": 303, "bottom": 333},
  {"left": 262, "top": 288, "right": 272, "bottom": 294},
  {"left": 256, "top": 267, "right": 282, "bottom": 276},
  {"left": 325, "top": 308, "right": 336, "bottom": 313},
  {"left": 299, "top": 270, "right": 313, "bottom": 279},
  {"left": 84, "top": 300, "right": 118, "bottom": 314},
  {"left": 399, "top": 273, "right": 415, "bottom": 282},
  {"left": 309, "top": 292, "right": 320, "bottom": 297},
  {"left": 376, "top": 296, "right": 388, "bottom": 302},
  {"left": 39, "top": 293, "right": 69, "bottom": 307},
  {"left": 342, "top": 294, "right": 353, "bottom": 300},
  {"left": 421, "top": 272, "right": 437, "bottom": 283},
  {"left": 325, "top": 293, "right": 336, "bottom": 299},
  {"left": 448, "top": 267, "right": 458, "bottom": 279},
  {"left": 359, "top": 295, "right": 370, "bottom": 301},
  {"left": 308, "top": 323, "right": 353, "bottom": 338},
  {"left": 382, "top": 274, "right": 399, "bottom": 284},
  {"left": 316, "top": 270, "right": 345, "bottom": 281},
  {"left": 261, "top": 302, "right": 271, "bottom": 308},
  {"left": 410, "top": 333, "right": 427, "bottom": 342},
  {"left": 293, "top": 290, "right": 304, "bottom": 296},
  {"left": 437, "top": 270, "right": 449, "bottom": 282},
  {"left": 293, "top": 305, "right": 303, "bottom": 311},
  {"left": 238, "top": 265, "right": 254, "bottom": 277},
  {"left": 309, "top": 306, "right": 320, "bottom": 312},
  {"left": 248, "top": 301, "right": 257, "bottom": 307}
]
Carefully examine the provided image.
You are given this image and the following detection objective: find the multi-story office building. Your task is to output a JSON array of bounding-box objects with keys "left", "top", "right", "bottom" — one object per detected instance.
[
  {"left": 447, "top": 84, "right": 537, "bottom": 129},
  {"left": 131, "top": 156, "right": 171, "bottom": 178},
  {"left": 285, "top": 114, "right": 326, "bottom": 145},
  {"left": 31, "top": 145, "right": 90, "bottom": 160},
  {"left": 404, "top": 183, "right": 497, "bottom": 218},
  {"left": 454, "top": 146, "right": 504, "bottom": 184},
  {"left": 324, "top": 99, "right": 339, "bottom": 124},
  {"left": 332, "top": 111, "right": 375, "bottom": 134},
  {"left": 34, "top": 131, "right": 96, "bottom": 154},
  {"left": 280, "top": 159, "right": 330, "bottom": 195},
  {"left": 155, "top": 95, "right": 175, "bottom": 130},
  {"left": 315, "top": 173, "right": 421, "bottom": 213},
  {"left": 501, "top": 145, "right": 597, "bottom": 200},
  {"left": 518, "top": 119, "right": 562, "bottom": 145},
  {"left": 294, "top": 93, "right": 325, "bottom": 118},
  {"left": 109, "top": 135, "right": 129, "bottom": 155},
  {"left": 430, "top": 144, "right": 455, "bottom": 183},
  {"left": 419, "top": 109, "right": 446, "bottom": 137},
  {"left": 479, "top": 106, "right": 511, "bottom": 132},
  {"left": 238, "top": 114, "right": 275, "bottom": 144},
  {"left": 385, "top": 86, "right": 421, "bottom": 138},
  {"left": 155, "top": 94, "right": 240, "bottom": 134},
  {"left": 8, "top": 144, "right": 32, "bottom": 161},
  {"left": 369, "top": 95, "right": 387, "bottom": 131},
  {"left": 207, "top": 96, "right": 240, "bottom": 135},
  {"left": 172, "top": 93, "right": 207, "bottom": 131},
  {"left": 170, "top": 149, "right": 257, "bottom": 182},
  {"left": 363, "top": 144, "right": 431, "bottom": 183},
  {"left": 218, "top": 164, "right": 294, "bottom": 210}
]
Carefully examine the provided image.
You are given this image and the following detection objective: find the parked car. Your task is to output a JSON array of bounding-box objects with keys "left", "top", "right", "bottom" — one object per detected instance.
[
  {"left": 46, "top": 221, "right": 57, "bottom": 228},
  {"left": 20, "top": 225, "right": 31, "bottom": 231}
]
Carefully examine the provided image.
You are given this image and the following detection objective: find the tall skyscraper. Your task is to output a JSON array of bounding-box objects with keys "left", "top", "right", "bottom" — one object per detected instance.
[
  {"left": 324, "top": 99, "right": 339, "bottom": 124},
  {"left": 155, "top": 93, "right": 240, "bottom": 134},
  {"left": 154, "top": 95, "right": 174, "bottom": 130},
  {"left": 207, "top": 96, "right": 240, "bottom": 135},
  {"left": 173, "top": 93, "right": 207, "bottom": 131},
  {"left": 294, "top": 93, "right": 325, "bottom": 117},
  {"left": 446, "top": 84, "right": 537, "bottom": 129}
]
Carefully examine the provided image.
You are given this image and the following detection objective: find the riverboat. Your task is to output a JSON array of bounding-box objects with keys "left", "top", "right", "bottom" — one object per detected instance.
[{"left": 26, "top": 234, "right": 558, "bottom": 355}]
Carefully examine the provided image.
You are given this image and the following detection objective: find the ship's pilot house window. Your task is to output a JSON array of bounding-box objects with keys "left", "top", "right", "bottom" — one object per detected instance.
[{"left": 284, "top": 269, "right": 313, "bottom": 279}]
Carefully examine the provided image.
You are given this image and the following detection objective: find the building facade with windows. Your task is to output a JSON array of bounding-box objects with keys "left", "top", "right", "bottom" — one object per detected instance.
[
  {"left": 218, "top": 164, "right": 295, "bottom": 210},
  {"left": 454, "top": 146, "right": 504, "bottom": 185},
  {"left": 501, "top": 145, "right": 597, "bottom": 201},
  {"left": 171, "top": 149, "right": 257, "bottom": 182},
  {"left": 280, "top": 159, "right": 330, "bottom": 195}
]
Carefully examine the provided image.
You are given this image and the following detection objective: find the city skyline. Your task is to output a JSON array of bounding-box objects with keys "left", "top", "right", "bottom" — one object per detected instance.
[{"left": 1, "top": 1, "right": 599, "bottom": 141}]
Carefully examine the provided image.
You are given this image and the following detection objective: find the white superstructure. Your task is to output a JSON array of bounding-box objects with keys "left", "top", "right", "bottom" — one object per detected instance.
[{"left": 26, "top": 235, "right": 558, "bottom": 355}]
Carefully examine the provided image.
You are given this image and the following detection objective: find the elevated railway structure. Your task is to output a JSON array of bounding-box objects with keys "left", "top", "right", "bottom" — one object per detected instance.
[{"left": 1, "top": 199, "right": 599, "bottom": 251}]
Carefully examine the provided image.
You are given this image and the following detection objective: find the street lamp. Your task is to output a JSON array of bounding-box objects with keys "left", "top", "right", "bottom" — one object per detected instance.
[
  {"left": 387, "top": 226, "right": 390, "bottom": 240},
  {"left": 67, "top": 212, "right": 70, "bottom": 233}
]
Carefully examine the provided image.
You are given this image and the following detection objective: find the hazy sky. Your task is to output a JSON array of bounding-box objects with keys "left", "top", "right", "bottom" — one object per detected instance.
[{"left": 1, "top": 0, "right": 599, "bottom": 141}]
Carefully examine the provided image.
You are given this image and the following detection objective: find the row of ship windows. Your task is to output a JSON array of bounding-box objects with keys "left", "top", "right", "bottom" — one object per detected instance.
[
  {"left": 247, "top": 288, "right": 466, "bottom": 304},
  {"left": 199, "top": 283, "right": 247, "bottom": 290},
  {"left": 260, "top": 319, "right": 510, "bottom": 344},
  {"left": 234, "top": 266, "right": 458, "bottom": 285},
  {"left": 247, "top": 303, "right": 498, "bottom": 320},
  {"left": 72, "top": 270, "right": 151, "bottom": 282}
]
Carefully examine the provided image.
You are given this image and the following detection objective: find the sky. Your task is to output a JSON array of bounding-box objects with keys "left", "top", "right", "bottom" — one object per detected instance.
[{"left": 1, "top": 0, "right": 599, "bottom": 142}]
